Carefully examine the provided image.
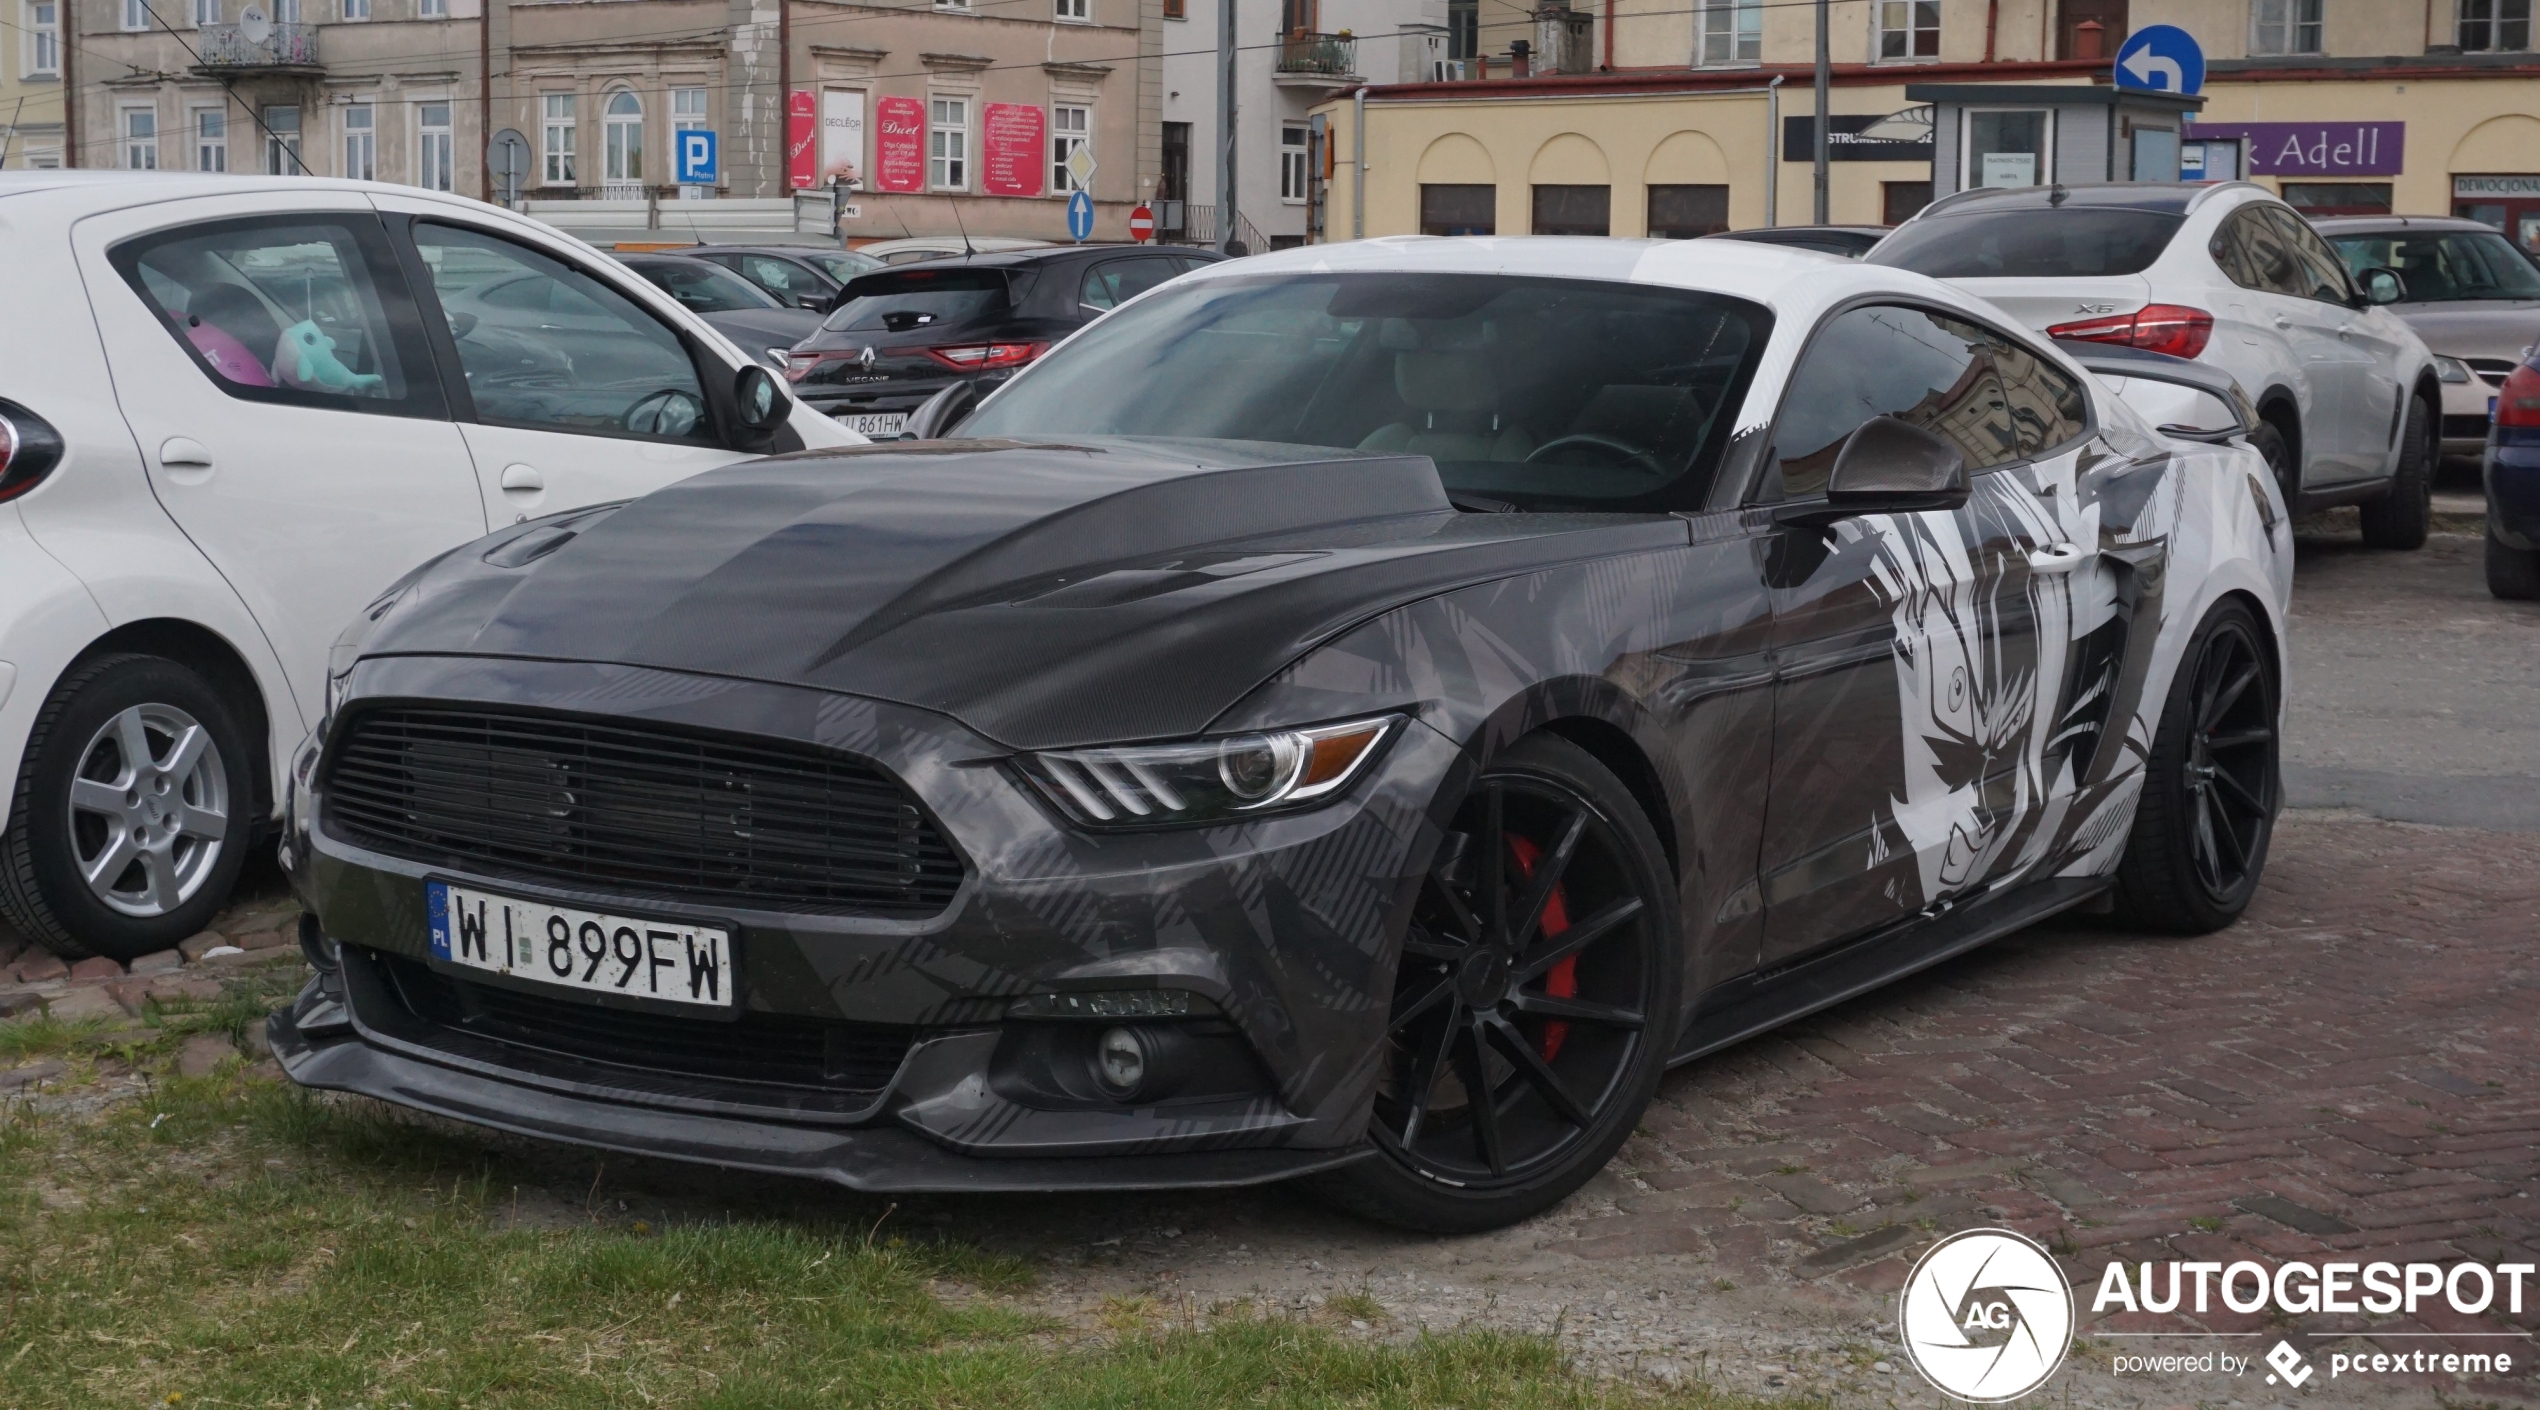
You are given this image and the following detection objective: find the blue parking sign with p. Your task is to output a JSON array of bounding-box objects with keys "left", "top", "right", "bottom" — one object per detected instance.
[{"left": 677, "top": 130, "right": 718, "bottom": 186}]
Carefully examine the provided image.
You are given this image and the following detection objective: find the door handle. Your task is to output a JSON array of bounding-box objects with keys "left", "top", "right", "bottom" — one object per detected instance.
[
  {"left": 499, "top": 464, "right": 544, "bottom": 493},
  {"left": 157, "top": 437, "right": 213, "bottom": 469},
  {"left": 2028, "top": 543, "right": 2090, "bottom": 574}
]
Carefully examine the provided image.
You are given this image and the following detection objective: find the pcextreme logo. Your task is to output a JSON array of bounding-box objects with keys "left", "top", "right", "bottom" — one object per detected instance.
[{"left": 1899, "top": 1228, "right": 2076, "bottom": 1402}]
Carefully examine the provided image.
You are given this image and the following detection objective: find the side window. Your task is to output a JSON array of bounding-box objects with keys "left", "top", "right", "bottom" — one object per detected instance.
[
  {"left": 410, "top": 222, "right": 713, "bottom": 445},
  {"left": 2227, "top": 208, "right": 2307, "bottom": 298},
  {"left": 743, "top": 255, "right": 811, "bottom": 299},
  {"left": 2267, "top": 207, "right": 2355, "bottom": 304},
  {"left": 110, "top": 214, "right": 444, "bottom": 418},
  {"left": 1079, "top": 256, "right": 1183, "bottom": 312},
  {"left": 1768, "top": 304, "right": 2020, "bottom": 500},
  {"left": 1985, "top": 331, "right": 2090, "bottom": 457}
]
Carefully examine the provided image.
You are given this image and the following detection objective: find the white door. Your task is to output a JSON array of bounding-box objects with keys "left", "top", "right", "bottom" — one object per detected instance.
[
  {"left": 73, "top": 194, "right": 485, "bottom": 726},
  {"left": 2274, "top": 207, "right": 2406, "bottom": 480},
  {"left": 2240, "top": 206, "right": 2383, "bottom": 484},
  {"left": 396, "top": 213, "right": 751, "bottom": 525}
]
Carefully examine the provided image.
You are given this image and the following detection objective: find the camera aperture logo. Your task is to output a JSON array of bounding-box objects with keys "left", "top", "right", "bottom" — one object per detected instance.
[{"left": 1901, "top": 1228, "right": 2075, "bottom": 1402}]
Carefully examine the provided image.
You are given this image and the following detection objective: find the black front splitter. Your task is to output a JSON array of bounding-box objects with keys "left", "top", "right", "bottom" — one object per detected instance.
[{"left": 267, "top": 1011, "right": 1372, "bottom": 1195}]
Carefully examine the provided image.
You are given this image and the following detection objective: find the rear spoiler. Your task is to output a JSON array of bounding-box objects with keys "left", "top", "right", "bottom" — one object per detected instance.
[{"left": 2053, "top": 338, "right": 2258, "bottom": 445}]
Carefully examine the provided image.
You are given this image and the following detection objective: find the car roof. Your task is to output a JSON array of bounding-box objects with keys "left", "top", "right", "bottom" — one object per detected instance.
[
  {"left": 1915, "top": 180, "right": 2258, "bottom": 219},
  {"left": 2308, "top": 215, "right": 2504, "bottom": 235},
  {"left": 859, "top": 243, "right": 1208, "bottom": 275}
]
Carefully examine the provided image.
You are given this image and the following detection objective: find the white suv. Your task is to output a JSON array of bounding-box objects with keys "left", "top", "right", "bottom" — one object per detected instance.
[
  {"left": 0, "top": 173, "right": 857, "bottom": 962},
  {"left": 1872, "top": 181, "right": 2439, "bottom": 549}
]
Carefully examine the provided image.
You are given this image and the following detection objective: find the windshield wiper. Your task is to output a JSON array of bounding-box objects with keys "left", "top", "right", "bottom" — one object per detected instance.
[{"left": 1447, "top": 492, "right": 1517, "bottom": 514}]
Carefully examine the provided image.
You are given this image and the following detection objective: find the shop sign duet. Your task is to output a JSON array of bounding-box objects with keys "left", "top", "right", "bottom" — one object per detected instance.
[
  {"left": 2185, "top": 121, "right": 2403, "bottom": 177},
  {"left": 873, "top": 96, "right": 925, "bottom": 193}
]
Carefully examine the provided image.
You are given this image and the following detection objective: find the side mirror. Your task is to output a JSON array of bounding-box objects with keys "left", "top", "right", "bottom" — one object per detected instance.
[
  {"left": 902, "top": 379, "right": 980, "bottom": 440},
  {"left": 443, "top": 310, "right": 479, "bottom": 340},
  {"left": 732, "top": 363, "right": 790, "bottom": 435},
  {"left": 1775, "top": 417, "right": 1970, "bottom": 526},
  {"left": 2357, "top": 266, "right": 2407, "bottom": 305},
  {"left": 796, "top": 293, "right": 827, "bottom": 310}
]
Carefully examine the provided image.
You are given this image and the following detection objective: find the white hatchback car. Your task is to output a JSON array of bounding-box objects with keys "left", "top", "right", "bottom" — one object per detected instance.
[
  {"left": 0, "top": 172, "right": 857, "bottom": 962},
  {"left": 1872, "top": 181, "right": 2439, "bottom": 549}
]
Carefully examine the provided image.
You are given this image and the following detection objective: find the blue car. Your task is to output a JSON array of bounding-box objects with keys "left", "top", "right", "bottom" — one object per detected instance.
[{"left": 2488, "top": 355, "right": 2540, "bottom": 599}]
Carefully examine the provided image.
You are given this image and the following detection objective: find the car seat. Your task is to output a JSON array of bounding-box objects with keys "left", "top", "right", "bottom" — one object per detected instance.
[
  {"left": 1356, "top": 350, "right": 1534, "bottom": 462},
  {"left": 185, "top": 284, "right": 283, "bottom": 379}
]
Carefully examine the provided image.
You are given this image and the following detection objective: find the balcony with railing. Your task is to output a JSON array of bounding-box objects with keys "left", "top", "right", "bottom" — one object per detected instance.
[
  {"left": 193, "top": 20, "right": 321, "bottom": 72},
  {"left": 1273, "top": 32, "right": 1359, "bottom": 85}
]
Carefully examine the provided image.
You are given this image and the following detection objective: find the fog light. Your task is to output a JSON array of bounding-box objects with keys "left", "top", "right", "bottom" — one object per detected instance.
[{"left": 1094, "top": 1026, "right": 1148, "bottom": 1097}]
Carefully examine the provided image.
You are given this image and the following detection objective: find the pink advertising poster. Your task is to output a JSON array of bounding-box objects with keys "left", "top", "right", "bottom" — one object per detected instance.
[
  {"left": 786, "top": 90, "right": 817, "bottom": 190},
  {"left": 981, "top": 103, "right": 1045, "bottom": 197},
  {"left": 873, "top": 96, "right": 925, "bottom": 193}
]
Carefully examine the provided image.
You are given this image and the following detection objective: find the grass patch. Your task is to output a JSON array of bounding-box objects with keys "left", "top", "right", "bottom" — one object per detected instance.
[{"left": 0, "top": 1042, "right": 1788, "bottom": 1409}]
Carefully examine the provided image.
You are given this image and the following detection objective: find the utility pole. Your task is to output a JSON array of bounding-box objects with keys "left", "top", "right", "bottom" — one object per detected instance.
[
  {"left": 1812, "top": 0, "right": 1829, "bottom": 225},
  {"left": 1219, "top": 0, "right": 1240, "bottom": 255}
]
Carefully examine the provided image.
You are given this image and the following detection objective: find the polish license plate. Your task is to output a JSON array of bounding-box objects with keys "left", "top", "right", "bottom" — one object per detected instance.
[
  {"left": 426, "top": 881, "right": 733, "bottom": 1010},
  {"left": 839, "top": 411, "right": 907, "bottom": 437}
]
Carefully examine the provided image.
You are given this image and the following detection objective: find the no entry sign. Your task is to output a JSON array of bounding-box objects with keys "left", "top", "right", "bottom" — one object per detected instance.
[{"left": 1128, "top": 204, "right": 1155, "bottom": 243}]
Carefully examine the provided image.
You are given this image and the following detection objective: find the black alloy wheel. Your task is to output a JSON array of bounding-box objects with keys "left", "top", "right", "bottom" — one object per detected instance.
[
  {"left": 1310, "top": 734, "right": 1679, "bottom": 1232},
  {"left": 2359, "top": 395, "right": 2434, "bottom": 550},
  {"left": 2112, "top": 600, "right": 2278, "bottom": 934}
]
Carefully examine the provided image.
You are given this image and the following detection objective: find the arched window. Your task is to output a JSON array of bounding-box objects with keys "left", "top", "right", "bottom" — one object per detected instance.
[{"left": 603, "top": 89, "right": 643, "bottom": 196}]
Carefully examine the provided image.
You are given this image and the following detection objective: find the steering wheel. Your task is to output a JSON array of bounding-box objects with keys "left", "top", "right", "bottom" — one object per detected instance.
[
  {"left": 623, "top": 388, "right": 704, "bottom": 438},
  {"left": 1525, "top": 433, "right": 1667, "bottom": 477}
]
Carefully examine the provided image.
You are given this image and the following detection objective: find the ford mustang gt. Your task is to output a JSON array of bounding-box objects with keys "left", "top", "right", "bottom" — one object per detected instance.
[{"left": 273, "top": 239, "right": 2292, "bottom": 1231}]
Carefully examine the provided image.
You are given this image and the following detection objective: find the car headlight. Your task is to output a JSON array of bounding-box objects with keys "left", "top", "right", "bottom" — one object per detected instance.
[
  {"left": 2434, "top": 355, "right": 2474, "bottom": 385},
  {"left": 1018, "top": 715, "right": 1401, "bottom": 827}
]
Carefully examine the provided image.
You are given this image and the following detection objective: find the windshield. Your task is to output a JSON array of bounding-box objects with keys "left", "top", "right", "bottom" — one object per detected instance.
[
  {"left": 2326, "top": 229, "right": 2540, "bottom": 301},
  {"left": 962, "top": 273, "right": 1768, "bottom": 511},
  {"left": 631, "top": 259, "right": 781, "bottom": 312},
  {"left": 824, "top": 268, "right": 1012, "bottom": 333},
  {"left": 1870, "top": 208, "right": 2186, "bottom": 279}
]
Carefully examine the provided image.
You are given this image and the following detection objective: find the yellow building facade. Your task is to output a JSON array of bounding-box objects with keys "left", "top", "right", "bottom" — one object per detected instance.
[{"left": 1318, "top": 1, "right": 2540, "bottom": 244}]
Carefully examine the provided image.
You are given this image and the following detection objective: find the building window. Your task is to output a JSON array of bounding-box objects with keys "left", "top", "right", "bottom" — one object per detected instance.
[
  {"left": 1054, "top": 0, "right": 1086, "bottom": 18},
  {"left": 929, "top": 95, "right": 968, "bottom": 190},
  {"left": 193, "top": 106, "right": 225, "bottom": 170},
  {"left": 274, "top": 0, "right": 296, "bottom": 19},
  {"left": 2460, "top": 0, "right": 2531, "bottom": 50},
  {"left": 1162, "top": 0, "right": 1182, "bottom": 16},
  {"left": 1447, "top": 0, "right": 1476, "bottom": 59},
  {"left": 1875, "top": 0, "right": 1939, "bottom": 60},
  {"left": 121, "top": 0, "right": 146, "bottom": 29},
  {"left": 2249, "top": 0, "right": 2322, "bottom": 53},
  {"left": 1695, "top": 0, "right": 1759, "bottom": 64},
  {"left": 672, "top": 86, "right": 707, "bottom": 132},
  {"left": 264, "top": 104, "right": 301, "bottom": 172},
  {"left": 419, "top": 0, "right": 444, "bottom": 16},
  {"left": 342, "top": 103, "right": 374, "bottom": 180},
  {"left": 1647, "top": 184, "right": 1728, "bottom": 237},
  {"left": 1965, "top": 109, "right": 2051, "bottom": 188},
  {"left": 1049, "top": 103, "right": 1089, "bottom": 194},
  {"left": 1279, "top": 123, "right": 1308, "bottom": 202},
  {"left": 1531, "top": 184, "right": 1609, "bottom": 236},
  {"left": 122, "top": 107, "right": 156, "bottom": 169},
  {"left": 417, "top": 101, "right": 452, "bottom": 191},
  {"left": 1882, "top": 180, "right": 1933, "bottom": 223},
  {"left": 191, "top": 0, "right": 214, "bottom": 26},
  {"left": 2281, "top": 182, "right": 2393, "bottom": 216},
  {"left": 543, "top": 93, "right": 576, "bottom": 185},
  {"left": 1421, "top": 183, "right": 1494, "bottom": 235},
  {"left": 934, "top": 0, "right": 968, "bottom": 9},
  {"left": 25, "top": 0, "right": 59, "bottom": 76},
  {"left": 603, "top": 89, "right": 643, "bottom": 194},
  {"left": 340, "top": 0, "right": 366, "bottom": 19}
]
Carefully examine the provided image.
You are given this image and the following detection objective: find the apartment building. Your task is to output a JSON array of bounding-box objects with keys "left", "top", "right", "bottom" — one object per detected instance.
[
  {"left": 4, "top": 0, "right": 66, "bottom": 167},
  {"left": 1315, "top": 1, "right": 2540, "bottom": 246}
]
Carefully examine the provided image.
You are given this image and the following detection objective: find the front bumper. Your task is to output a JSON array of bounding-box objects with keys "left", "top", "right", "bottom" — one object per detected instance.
[
  {"left": 2488, "top": 431, "right": 2540, "bottom": 550},
  {"left": 281, "top": 655, "right": 1455, "bottom": 1185},
  {"left": 2442, "top": 377, "right": 2495, "bottom": 458}
]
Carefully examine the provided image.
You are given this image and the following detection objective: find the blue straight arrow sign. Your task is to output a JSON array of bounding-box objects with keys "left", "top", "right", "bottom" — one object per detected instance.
[{"left": 1066, "top": 189, "right": 1095, "bottom": 242}]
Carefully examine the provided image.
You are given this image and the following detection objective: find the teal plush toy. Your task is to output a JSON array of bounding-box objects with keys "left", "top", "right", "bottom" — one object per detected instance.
[{"left": 274, "top": 319, "right": 385, "bottom": 394}]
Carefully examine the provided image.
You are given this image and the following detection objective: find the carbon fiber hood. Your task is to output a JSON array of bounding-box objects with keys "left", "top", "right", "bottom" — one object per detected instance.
[{"left": 360, "top": 438, "right": 1689, "bottom": 749}]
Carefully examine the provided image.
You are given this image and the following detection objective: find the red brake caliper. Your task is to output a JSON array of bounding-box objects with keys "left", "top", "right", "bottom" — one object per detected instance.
[{"left": 1505, "top": 834, "right": 1577, "bottom": 1061}]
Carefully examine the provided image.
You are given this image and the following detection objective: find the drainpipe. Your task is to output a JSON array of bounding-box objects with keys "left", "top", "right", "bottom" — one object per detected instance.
[
  {"left": 1812, "top": 0, "right": 1829, "bottom": 224},
  {"left": 1351, "top": 84, "right": 1367, "bottom": 239},
  {"left": 479, "top": 0, "right": 493, "bottom": 201},
  {"left": 1602, "top": 0, "right": 1614, "bottom": 70},
  {"left": 1764, "top": 74, "right": 1782, "bottom": 227},
  {"left": 1983, "top": 0, "right": 1997, "bottom": 63},
  {"left": 60, "top": 7, "right": 74, "bottom": 168},
  {"left": 778, "top": 0, "right": 790, "bottom": 197}
]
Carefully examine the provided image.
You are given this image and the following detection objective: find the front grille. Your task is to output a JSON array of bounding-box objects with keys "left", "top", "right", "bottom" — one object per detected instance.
[
  {"left": 2445, "top": 414, "right": 2494, "bottom": 442},
  {"left": 2467, "top": 358, "right": 2519, "bottom": 387},
  {"left": 372, "top": 952, "right": 912, "bottom": 1095},
  {"left": 324, "top": 705, "right": 965, "bottom": 917}
]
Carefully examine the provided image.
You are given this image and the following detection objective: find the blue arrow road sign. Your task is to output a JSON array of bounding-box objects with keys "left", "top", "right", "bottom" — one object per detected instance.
[
  {"left": 1066, "top": 188, "right": 1095, "bottom": 242},
  {"left": 676, "top": 129, "right": 718, "bottom": 186},
  {"left": 2114, "top": 24, "right": 2204, "bottom": 96}
]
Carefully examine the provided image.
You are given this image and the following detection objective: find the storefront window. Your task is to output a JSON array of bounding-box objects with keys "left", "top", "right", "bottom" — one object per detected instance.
[
  {"left": 1965, "top": 109, "right": 2049, "bottom": 189},
  {"left": 2280, "top": 182, "right": 2392, "bottom": 217},
  {"left": 1647, "top": 185, "right": 1728, "bottom": 238},
  {"left": 1420, "top": 183, "right": 1494, "bottom": 236},
  {"left": 1532, "top": 184, "right": 1610, "bottom": 237}
]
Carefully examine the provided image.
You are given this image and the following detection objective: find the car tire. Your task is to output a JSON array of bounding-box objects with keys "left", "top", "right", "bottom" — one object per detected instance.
[
  {"left": 2110, "top": 600, "right": 2278, "bottom": 936},
  {"left": 2491, "top": 526, "right": 2540, "bottom": 601},
  {"left": 2249, "top": 420, "right": 2296, "bottom": 515},
  {"left": 0, "top": 654, "right": 255, "bottom": 962},
  {"left": 2358, "top": 396, "right": 2434, "bottom": 551},
  {"left": 1305, "top": 732, "right": 1681, "bottom": 1233}
]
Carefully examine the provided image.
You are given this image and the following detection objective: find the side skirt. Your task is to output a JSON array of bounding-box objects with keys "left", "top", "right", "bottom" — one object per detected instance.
[{"left": 1668, "top": 876, "right": 2111, "bottom": 1068}]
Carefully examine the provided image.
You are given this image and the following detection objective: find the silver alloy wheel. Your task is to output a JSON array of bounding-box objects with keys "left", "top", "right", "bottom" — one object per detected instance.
[{"left": 65, "top": 702, "right": 229, "bottom": 917}]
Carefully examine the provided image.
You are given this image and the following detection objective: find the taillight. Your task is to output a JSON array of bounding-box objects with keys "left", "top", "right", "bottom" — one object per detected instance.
[
  {"left": 918, "top": 341, "right": 1046, "bottom": 371},
  {"left": 2045, "top": 303, "right": 2214, "bottom": 361},
  {"left": 0, "top": 400, "right": 65, "bottom": 504},
  {"left": 2496, "top": 364, "right": 2540, "bottom": 428}
]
